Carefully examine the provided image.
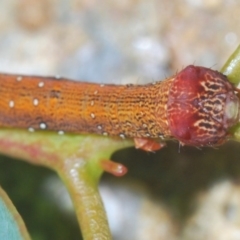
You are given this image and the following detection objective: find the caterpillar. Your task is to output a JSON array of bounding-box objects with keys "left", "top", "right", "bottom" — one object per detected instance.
[{"left": 0, "top": 65, "right": 239, "bottom": 150}]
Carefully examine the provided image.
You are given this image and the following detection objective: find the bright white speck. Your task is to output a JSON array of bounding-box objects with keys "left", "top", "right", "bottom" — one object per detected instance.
[
  {"left": 28, "top": 127, "right": 35, "bottom": 132},
  {"left": 58, "top": 130, "right": 65, "bottom": 135},
  {"left": 38, "top": 81, "right": 44, "bottom": 87},
  {"left": 39, "top": 123, "right": 47, "bottom": 129},
  {"left": 97, "top": 125, "right": 102, "bottom": 130},
  {"left": 9, "top": 100, "right": 14, "bottom": 108},
  {"left": 100, "top": 84, "right": 105, "bottom": 87},
  {"left": 90, "top": 101, "right": 94, "bottom": 106},
  {"left": 90, "top": 113, "right": 95, "bottom": 119},
  {"left": 16, "top": 76, "right": 22, "bottom": 81},
  {"left": 33, "top": 98, "right": 39, "bottom": 106},
  {"left": 119, "top": 133, "right": 125, "bottom": 139},
  {"left": 94, "top": 90, "right": 98, "bottom": 95},
  {"left": 103, "top": 132, "right": 108, "bottom": 136}
]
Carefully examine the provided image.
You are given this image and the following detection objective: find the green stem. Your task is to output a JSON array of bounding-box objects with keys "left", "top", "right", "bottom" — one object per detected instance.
[
  {"left": 221, "top": 44, "right": 240, "bottom": 141},
  {"left": 221, "top": 44, "right": 240, "bottom": 85},
  {"left": 59, "top": 161, "right": 110, "bottom": 240},
  {"left": 0, "top": 129, "right": 133, "bottom": 239},
  {"left": 55, "top": 137, "right": 133, "bottom": 240}
]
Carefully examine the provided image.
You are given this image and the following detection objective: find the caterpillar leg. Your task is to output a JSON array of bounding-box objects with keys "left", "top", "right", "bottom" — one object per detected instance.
[{"left": 134, "top": 138, "right": 166, "bottom": 152}]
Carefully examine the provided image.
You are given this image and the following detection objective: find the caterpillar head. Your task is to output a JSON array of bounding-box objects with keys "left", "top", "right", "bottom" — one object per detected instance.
[{"left": 167, "top": 65, "right": 239, "bottom": 146}]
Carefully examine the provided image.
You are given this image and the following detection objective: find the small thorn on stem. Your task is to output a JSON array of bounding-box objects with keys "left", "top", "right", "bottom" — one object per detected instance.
[{"left": 100, "top": 160, "right": 128, "bottom": 177}]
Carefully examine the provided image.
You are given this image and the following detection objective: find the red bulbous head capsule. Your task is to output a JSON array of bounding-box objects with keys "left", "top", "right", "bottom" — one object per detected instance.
[{"left": 167, "top": 65, "right": 239, "bottom": 146}]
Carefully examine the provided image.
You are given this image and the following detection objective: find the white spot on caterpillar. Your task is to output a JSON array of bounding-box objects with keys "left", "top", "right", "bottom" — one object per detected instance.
[
  {"left": 58, "top": 130, "right": 65, "bottom": 135},
  {"left": 16, "top": 76, "right": 22, "bottom": 81},
  {"left": 9, "top": 100, "right": 14, "bottom": 108},
  {"left": 103, "top": 132, "right": 108, "bottom": 136},
  {"left": 33, "top": 98, "right": 39, "bottom": 106},
  {"left": 28, "top": 127, "right": 35, "bottom": 132},
  {"left": 119, "top": 133, "right": 125, "bottom": 139},
  {"left": 39, "top": 122, "right": 47, "bottom": 129},
  {"left": 100, "top": 84, "right": 105, "bottom": 87},
  {"left": 145, "top": 133, "right": 150, "bottom": 137},
  {"left": 142, "top": 123, "right": 148, "bottom": 128},
  {"left": 90, "top": 101, "right": 94, "bottom": 106},
  {"left": 38, "top": 81, "right": 44, "bottom": 87},
  {"left": 90, "top": 113, "right": 95, "bottom": 119},
  {"left": 94, "top": 90, "right": 98, "bottom": 95},
  {"left": 97, "top": 125, "right": 102, "bottom": 130}
]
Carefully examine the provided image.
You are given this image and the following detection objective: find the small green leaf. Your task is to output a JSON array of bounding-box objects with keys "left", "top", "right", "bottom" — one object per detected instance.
[{"left": 0, "top": 186, "right": 30, "bottom": 240}]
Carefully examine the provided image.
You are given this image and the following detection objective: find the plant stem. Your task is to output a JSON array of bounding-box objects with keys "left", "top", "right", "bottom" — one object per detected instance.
[
  {"left": 0, "top": 129, "right": 133, "bottom": 239},
  {"left": 221, "top": 44, "right": 240, "bottom": 85}
]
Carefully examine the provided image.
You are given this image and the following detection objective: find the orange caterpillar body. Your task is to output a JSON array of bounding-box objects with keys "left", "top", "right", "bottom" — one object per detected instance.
[
  {"left": 0, "top": 73, "right": 173, "bottom": 138},
  {"left": 0, "top": 65, "right": 239, "bottom": 147}
]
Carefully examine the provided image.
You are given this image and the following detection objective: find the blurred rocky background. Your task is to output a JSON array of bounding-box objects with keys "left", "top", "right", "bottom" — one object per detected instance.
[{"left": 0, "top": 0, "right": 240, "bottom": 239}]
